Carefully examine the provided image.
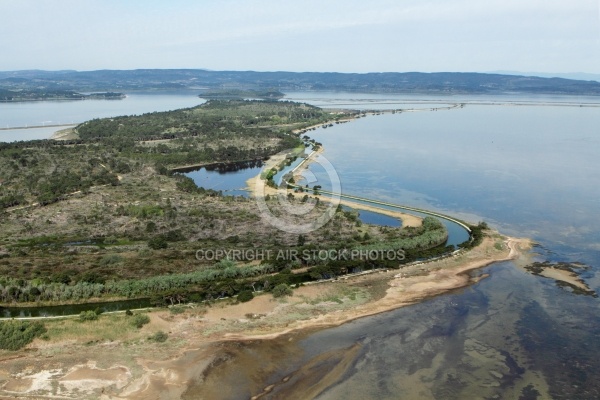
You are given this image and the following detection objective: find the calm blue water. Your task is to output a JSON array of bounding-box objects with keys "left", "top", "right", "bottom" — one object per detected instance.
[
  {"left": 353, "top": 208, "right": 401, "bottom": 227},
  {"left": 203, "top": 93, "right": 600, "bottom": 399},
  {"left": 0, "top": 91, "right": 204, "bottom": 142},
  {"left": 180, "top": 145, "right": 314, "bottom": 198},
  {"left": 179, "top": 160, "right": 264, "bottom": 197},
  {"left": 302, "top": 101, "right": 600, "bottom": 263}
]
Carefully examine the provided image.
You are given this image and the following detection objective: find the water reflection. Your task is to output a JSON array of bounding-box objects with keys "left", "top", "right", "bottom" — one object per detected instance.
[
  {"left": 0, "top": 91, "right": 204, "bottom": 142},
  {"left": 305, "top": 105, "right": 600, "bottom": 261},
  {"left": 180, "top": 159, "right": 264, "bottom": 196},
  {"left": 189, "top": 263, "right": 599, "bottom": 399},
  {"left": 187, "top": 96, "right": 600, "bottom": 399}
]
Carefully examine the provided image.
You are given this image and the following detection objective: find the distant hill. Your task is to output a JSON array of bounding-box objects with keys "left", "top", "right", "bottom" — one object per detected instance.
[
  {"left": 1, "top": 69, "right": 600, "bottom": 96},
  {"left": 0, "top": 88, "right": 125, "bottom": 102},
  {"left": 198, "top": 89, "right": 284, "bottom": 100},
  {"left": 491, "top": 71, "right": 600, "bottom": 83}
]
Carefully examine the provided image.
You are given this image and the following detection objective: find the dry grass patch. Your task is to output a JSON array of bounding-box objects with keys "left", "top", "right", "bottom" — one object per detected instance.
[{"left": 41, "top": 312, "right": 158, "bottom": 344}]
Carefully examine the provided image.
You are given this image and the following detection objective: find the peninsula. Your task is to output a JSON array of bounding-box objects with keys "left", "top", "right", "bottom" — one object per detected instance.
[{"left": 0, "top": 99, "right": 533, "bottom": 399}]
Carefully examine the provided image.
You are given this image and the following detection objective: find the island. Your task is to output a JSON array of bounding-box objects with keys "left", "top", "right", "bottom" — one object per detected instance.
[
  {"left": 0, "top": 88, "right": 125, "bottom": 102},
  {"left": 198, "top": 89, "right": 285, "bottom": 100}
]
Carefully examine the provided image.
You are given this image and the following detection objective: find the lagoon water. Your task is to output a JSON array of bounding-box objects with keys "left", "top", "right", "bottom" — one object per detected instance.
[
  {"left": 187, "top": 93, "right": 600, "bottom": 399},
  {"left": 261, "top": 93, "right": 600, "bottom": 399},
  {"left": 3, "top": 91, "right": 600, "bottom": 398},
  {"left": 179, "top": 160, "right": 264, "bottom": 197},
  {"left": 299, "top": 99, "right": 600, "bottom": 257},
  {"left": 0, "top": 90, "right": 204, "bottom": 142}
]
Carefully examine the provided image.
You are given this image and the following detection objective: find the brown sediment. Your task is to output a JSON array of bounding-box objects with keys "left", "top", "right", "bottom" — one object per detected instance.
[
  {"left": 537, "top": 268, "right": 591, "bottom": 291},
  {"left": 251, "top": 342, "right": 362, "bottom": 400},
  {"left": 521, "top": 261, "right": 596, "bottom": 295},
  {"left": 219, "top": 236, "right": 530, "bottom": 344},
  {"left": 115, "top": 345, "right": 217, "bottom": 400},
  {"left": 181, "top": 235, "right": 531, "bottom": 399},
  {"left": 0, "top": 234, "right": 530, "bottom": 399}
]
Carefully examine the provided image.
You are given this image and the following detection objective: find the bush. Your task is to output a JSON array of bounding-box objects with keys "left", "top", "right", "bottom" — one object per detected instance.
[
  {"left": 237, "top": 290, "right": 254, "bottom": 303},
  {"left": 0, "top": 320, "right": 46, "bottom": 350},
  {"left": 81, "top": 271, "right": 106, "bottom": 284},
  {"left": 146, "top": 221, "right": 157, "bottom": 233},
  {"left": 131, "top": 313, "right": 150, "bottom": 328},
  {"left": 148, "top": 237, "right": 168, "bottom": 250},
  {"left": 163, "top": 230, "right": 185, "bottom": 242},
  {"left": 169, "top": 306, "right": 185, "bottom": 314},
  {"left": 149, "top": 331, "right": 168, "bottom": 342},
  {"left": 272, "top": 283, "right": 293, "bottom": 298},
  {"left": 79, "top": 310, "right": 98, "bottom": 321},
  {"left": 99, "top": 254, "right": 123, "bottom": 266}
]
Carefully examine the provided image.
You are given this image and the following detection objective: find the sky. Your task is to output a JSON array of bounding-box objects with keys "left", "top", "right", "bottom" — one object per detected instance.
[{"left": 1, "top": 0, "right": 599, "bottom": 74}]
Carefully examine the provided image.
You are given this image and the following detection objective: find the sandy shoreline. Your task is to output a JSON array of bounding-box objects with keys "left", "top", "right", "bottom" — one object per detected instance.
[
  {"left": 220, "top": 235, "right": 529, "bottom": 343},
  {"left": 0, "top": 230, "right": 531, "bottom": 399}
]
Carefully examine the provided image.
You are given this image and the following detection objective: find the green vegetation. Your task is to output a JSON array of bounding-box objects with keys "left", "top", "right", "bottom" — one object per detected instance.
[
  {"left": 459, "top": 221, "right": 488, "bottom": 249},
  {"left": 0, "top": 88, "right": 124, "bottom": 102},
  {"left": 149, "top": 330, "right": 168, "bottom": 342},
  {"left": 79, "top": 310, "right": 99, "bottom": 321},
  {"left": 199, "top": 89, "right": 284, "bottom": 100},
  {"left": 0, "top": 320, "right": 46, "bottom": 350},
  {"left": 0, "top": 100, "right": 333, "bottom": 210},
  {"left": 0, "top": 192, "right": 453, "bottom": 304},
  {"left": 130, "top": 313, "right": 151, "bottom": 328},
  {"left": 237, "top": 290, "right": 254, "bottom": 302},
  {"left": 272, "top": 283, "right": 293, "bottom": 298},
  {"left": 0, "top": 100, "right": 462, "bottom": 309}
]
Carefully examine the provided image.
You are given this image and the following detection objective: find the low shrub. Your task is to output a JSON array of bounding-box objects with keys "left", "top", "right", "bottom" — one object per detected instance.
[
  {"left": 169, "top": 306, "right": 185, "bottom": 314},
  {"left": 131, "top": 313, "right": 150, "bottom": 328},
  {"left": 0, "top": 320, "right": 46, "bottom": 350},
  {"left": 149, "top": 331, "right": 168, "bottom": 342},
  {"left": 272, "top": 283, "right": 293, "bottom": 298},
  {"left": 237, "top": 290, "right": 254, "bottom": 303},
  {"left": 79, "top": 310, "right": 98, "bottom": 321}
]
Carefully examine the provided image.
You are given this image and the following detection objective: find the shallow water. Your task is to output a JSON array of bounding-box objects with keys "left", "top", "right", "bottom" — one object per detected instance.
[
  {"left": 187, "top": 262, "right": 600, "bottom": 399},
  {"left": 193, "top": 94, "right": 600, "bottom": 398},
  {"left": 0, "top": 91, "right": 204, "bottom": 142},
  {"left": 303, "top": 100, "right": 600, "bottom": 261}
]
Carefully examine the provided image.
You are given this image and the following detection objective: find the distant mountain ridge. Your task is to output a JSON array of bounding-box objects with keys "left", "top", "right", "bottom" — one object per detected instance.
[
  {"left": 1, "top": 69, "right": 600, "bottom": 95},
  {"left": 490, "top": 71, "right": 600, "bottom": 83}
]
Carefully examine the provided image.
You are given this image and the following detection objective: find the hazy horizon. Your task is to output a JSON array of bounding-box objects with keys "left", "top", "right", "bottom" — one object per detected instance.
[
  {"left": 1, "top": 0, "right": 599, "bottom": 75},
  {"left": 2, "top": 68, "right": 599, "bottom": 84}
]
